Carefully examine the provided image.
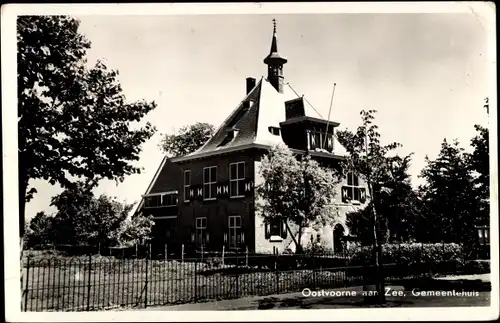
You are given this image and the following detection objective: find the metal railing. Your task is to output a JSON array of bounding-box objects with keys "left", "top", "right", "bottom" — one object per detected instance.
[{"left": 20, "top": 243, "right": 487, "bottom": 312}]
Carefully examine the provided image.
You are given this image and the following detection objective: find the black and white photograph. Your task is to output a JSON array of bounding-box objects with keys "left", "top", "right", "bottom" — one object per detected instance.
[{"left": 2, "top": 2, "right": 498, "bottom": 322}]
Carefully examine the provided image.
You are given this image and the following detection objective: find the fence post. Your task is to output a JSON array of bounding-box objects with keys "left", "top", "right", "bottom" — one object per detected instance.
[
  {"left": 87, "top": 253, "right": 92, "bottom": 311},
  {"left": 181, "top": 244, "right": 184, "bottom": 263},
  {"left": 201, "top": 245, "right": 204, "bottom": 262},
  {"left": 165, "top": 244, "right": 167, "bottom": 261},
  {"left": 245, "top": 247, "right": 248, "bottom": 267},
  {"left": 149, "top": 244, "right": 152, "bottom": 260},
  {"left": 312, "top": 253, "right": 317, "bottom": 289},
  {"left": 235, "top": 249, "right": 239, "bottom": 298},
  {"left": 144, "top": 249, "right": 149, "bottom": 308},
  {"left": 23, "top": 256, "right": 30, "bottom": 312},
  {"left": 135, "top": 244, "right": 138, "bottom": 259},
  {"left": 98, "top": 243, "right": 101, "bottom": 256},
  {"left": 275, "top": 253, "right": 280, "bottom": 294},
  {"left": 194, "top": 259, "right": 198, "bottom": 302},
  {"left": 222, "top": 246, "right": 225, "bottom": 266}
]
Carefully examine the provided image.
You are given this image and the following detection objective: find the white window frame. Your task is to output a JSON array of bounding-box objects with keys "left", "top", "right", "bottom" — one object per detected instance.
[
  {"left": 144, "top": 195, "right": 162, "bottom": 208},
  {"left": 195, "top": 217, "right": 208, "bottom": 247},
  {"left": 228, "top": 215, "right": 242, "bottom": 248},
  {"left": 269, "top": 217, "right": 283, "bottom": 238},
  {"left": 161, "top": 192, "right": 178, "bottom": 207},
  {"left": 203, "top": 166, "right": 217, "bottom": 200},
  {"left": 229, "top": 162, "right": 246, "bottom": 198},
  {"left": 184, "top": 170, "right": 191, "bottom": 202},
  {"left": 346, "top": 172, "right": 362, "bottom": 204}
]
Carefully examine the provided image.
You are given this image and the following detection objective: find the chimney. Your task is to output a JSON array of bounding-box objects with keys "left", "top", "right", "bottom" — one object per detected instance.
[{"left": 246, "top": 77, "right": 256, "bottom": 94}]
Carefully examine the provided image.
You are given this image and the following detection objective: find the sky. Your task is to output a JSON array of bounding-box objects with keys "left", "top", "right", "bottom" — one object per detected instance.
[{"left": 24, "top": 12, "right": 492, "bottom": 221}]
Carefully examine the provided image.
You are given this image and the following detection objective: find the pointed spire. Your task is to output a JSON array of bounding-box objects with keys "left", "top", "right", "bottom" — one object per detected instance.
[
  {"left": 264, "top": 19, "right": 287, "bottom": 93},
  {"left": 269, "top": 19, "right": 278, "bottom": 53},
  {"left": 264, "top": 19, "right": 287, "bottom": 65}
]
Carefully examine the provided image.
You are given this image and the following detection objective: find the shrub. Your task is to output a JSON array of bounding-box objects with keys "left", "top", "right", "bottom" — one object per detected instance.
[
  {"left": 463, "top": 260, "right": 490, "bottom": 275},
  {"left": 347, "top": 243, "right": 463, "bottom": 265},
  {"left": 204, "top": 256, "right": 223, "bottom": 268},
  {"left": 304, "top": 233, "right": 332, "bottom": 255}
]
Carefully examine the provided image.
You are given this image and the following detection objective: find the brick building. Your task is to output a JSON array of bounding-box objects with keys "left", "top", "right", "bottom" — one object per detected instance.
[{"left": 138, "top": 22, "right": 368, "bottom": 255}]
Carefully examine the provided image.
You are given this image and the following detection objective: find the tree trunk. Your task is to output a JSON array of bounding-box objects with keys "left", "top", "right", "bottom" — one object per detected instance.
[
  {"left": 19, "top": 164, "right": 28, "bottom": 261},
  {"left": 367, "top": 180, "right": 386, "bottom": 304},
  {"left": 296, "top": 226, "right": 303, "bottom": 254}
]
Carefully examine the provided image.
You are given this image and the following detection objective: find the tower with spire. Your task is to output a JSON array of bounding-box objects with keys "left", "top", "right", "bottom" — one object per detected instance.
[{"left": 264, "top": 19, "right": 287, "bottom": 93}]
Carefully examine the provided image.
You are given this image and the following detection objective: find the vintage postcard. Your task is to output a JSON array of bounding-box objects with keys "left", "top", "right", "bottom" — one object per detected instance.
[{"left": 2, "top": 2, "right": 498, "bottom": 322}]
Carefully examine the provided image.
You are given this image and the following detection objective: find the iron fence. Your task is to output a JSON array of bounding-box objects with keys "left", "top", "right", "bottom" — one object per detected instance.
[{"left": 20, "top": 244, "right": 478, "bottom": 312}]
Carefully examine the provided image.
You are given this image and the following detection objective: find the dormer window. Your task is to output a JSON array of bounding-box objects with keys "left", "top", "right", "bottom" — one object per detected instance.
[
  {"left": 218, "top": 128, "right": 239, "bottom": 147},
  {"left": 268, "top": 126, "right": 281, "bottom": 136},
  {"left": 285, "top": 98, "right": 305, "bottom": 120},
  {"left": 309, "top": 130, "right": 334, "bottom": 152}
]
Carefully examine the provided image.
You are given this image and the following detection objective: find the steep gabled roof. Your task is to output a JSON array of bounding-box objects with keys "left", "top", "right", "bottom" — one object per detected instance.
[{"left": 171, "top": 77, "right": 347, "bottom": 163}]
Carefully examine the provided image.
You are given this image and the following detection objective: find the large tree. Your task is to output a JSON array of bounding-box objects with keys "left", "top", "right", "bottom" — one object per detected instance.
[
  {"left": 158, "top": 122, "right": 215, "bottom": 157},
  {"left": 49, "top": 182, "right": 132, "bottom": 247},
  {"left": 346, "top": 154, "right": 422, "bottom": 245},
  {"left": 17, "top": 16, "right": 156, "bottom": 237},
  {"left": 256, "top": 144, "right": 341, "bottom": 253},
  {"left": 336, "top": 109, "right": 409, "bottom": 304},
  {"left": 467, "top": 124, "right": 489, "bottom": 226},
  {"left": 418, "top": 139, "right": 479, "bottom": 250}
]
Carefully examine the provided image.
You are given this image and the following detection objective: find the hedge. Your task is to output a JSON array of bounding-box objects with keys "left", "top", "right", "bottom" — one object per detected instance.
[
  {"left": 346, "top": 243, "right": 464, "bottom": 266},
  {"left": 463, "top": 260, "right": 490, "bottom": 275}
]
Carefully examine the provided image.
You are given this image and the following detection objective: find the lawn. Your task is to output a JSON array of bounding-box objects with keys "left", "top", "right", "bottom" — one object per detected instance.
[{"left": 21, "top": 253, "right": 365, "bottom": 312}]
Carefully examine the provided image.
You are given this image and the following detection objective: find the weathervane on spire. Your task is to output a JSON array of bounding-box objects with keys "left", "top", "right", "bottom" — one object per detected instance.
[{"left": 272, "top": 18, "right": 277, "bottom": 34}]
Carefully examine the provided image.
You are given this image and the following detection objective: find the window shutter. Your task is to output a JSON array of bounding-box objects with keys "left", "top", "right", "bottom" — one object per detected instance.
[
  {"left": 281, "top": 220, "right": 288, "bottom": 239},
  {"left": 265, "top": 222, "right": 270, "bottom": 239},
  {"left": 341, "top": 186, "right": 349, "bottom": 203},
  {"left": 359, "top": 188, "right": 367, "bottom": 204}
]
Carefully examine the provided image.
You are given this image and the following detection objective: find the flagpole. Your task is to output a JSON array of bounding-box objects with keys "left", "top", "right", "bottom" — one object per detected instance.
[{"left": 323, "top": 83, "right": 336, "bottom": 150}]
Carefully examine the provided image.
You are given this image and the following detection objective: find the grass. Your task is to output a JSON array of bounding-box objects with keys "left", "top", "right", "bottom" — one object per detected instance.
[
  {"left": 21, "top": 252, "right": 366, "bottom": 312},
  {"left": 22, "top": 250, "right": 484, "bottom": 312}
]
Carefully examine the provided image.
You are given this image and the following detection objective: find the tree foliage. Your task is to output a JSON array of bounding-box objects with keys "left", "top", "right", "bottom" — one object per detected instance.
[
  {"left": 158, "top": 122, "right": 215, "bottom": 157},
  {"left": 418, "top": 139, "right": 480, "bottom": 248},
  {"left": 117, "top": 213, "right": 155, "bottom": 247},
  {"left": 467, "top": 124, "right": 489, "bottom": 225},
  {"left": 336, "top": 109, "right": 412, "bottom": 303},
  {"left": 256, "top": 144, "right": 341, "bottom": 252},
  {"left": 25, "top": 211, "right": 55, "bottom": 247},
  {"left": 24, "top": 182, "right": 138, "bottom": 248},
  {"left": 346, "top": 154, "right": 423, "bottom": 245},
  {"left": 337, "top": 110, "right": 415, "bottom": 243},
  {"left": 17, "top": 15, "right": 157, "bottom": 236}
]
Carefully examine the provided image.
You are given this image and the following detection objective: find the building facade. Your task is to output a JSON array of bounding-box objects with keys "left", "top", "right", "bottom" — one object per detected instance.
[{"left": 138, "top": 22, "right": 368, "bottom": 255}]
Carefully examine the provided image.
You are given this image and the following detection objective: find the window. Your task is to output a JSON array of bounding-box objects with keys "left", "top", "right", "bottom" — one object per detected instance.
[
  {"left": 270, "top": 218, "right": 283, "bottom": 236},
  {"left": 346, "top": 172, "right": 362, "bottom": 202},
  {"left": 228, "top": 216, "right": 243, "bottom": 248},
  {"left": 144, "top": 195, "right": 161, "bottom": 208},
  {"left": 310, "top": 131, "right": 334, "bottom": 152},
  {"left": 184, "top": 170, "right": 191, "bottom": 202},
  {"left": 268, "top": 126, "right": 281, "bottom": 136},
  {"left": 230, "top": 162, "right": 245, "bottom": 197},
  {"left": 203, "top": 166, "right": 217, "bottom": 200},
  {"left": 195, "top": 217, "right": 207, "bottom": 247},
  {"left": 161, "top": 193, "right": 178, "bottom": 207}
]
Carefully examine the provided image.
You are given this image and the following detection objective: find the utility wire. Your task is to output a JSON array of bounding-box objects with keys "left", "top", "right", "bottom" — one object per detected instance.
[
  {"left": 286, "top": 82, "right": 324, "bottom": 119},
  {"left": 323, "top": 83, "right": 337, "bottom": 150}
]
